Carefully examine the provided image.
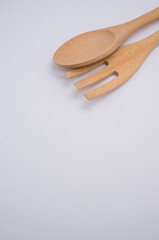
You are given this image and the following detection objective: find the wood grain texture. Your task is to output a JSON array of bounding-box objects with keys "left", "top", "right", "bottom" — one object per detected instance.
[
  {"left": 66, "top": 31, "right": 159, "bottom": 100},
  {"left": 54, "top": 7, "right": 159, "bottom": 68}
]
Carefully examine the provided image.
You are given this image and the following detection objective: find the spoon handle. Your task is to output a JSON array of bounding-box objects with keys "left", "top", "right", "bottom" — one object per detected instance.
[{"left": 125, "top": 7, "right": 159, "bottom": 34}]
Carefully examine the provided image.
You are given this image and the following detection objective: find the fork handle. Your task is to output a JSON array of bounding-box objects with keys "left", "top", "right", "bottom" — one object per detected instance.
[
  {"left": 140, "top": 30, "right": 159, "bottom": 50},
  {"left": 125, "top": 7, "right": 159, "bottom": 35}
]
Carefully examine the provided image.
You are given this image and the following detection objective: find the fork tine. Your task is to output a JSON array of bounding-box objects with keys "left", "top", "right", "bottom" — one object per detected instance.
[
  {"left": 84, "top": 73, "right": 126, "bottom": 100},
  {"left": 65, "top": 59, "right": 106, "bottom": 78},
  {"left": 74, "top": 65, "right": 114, "bottom": 89}
]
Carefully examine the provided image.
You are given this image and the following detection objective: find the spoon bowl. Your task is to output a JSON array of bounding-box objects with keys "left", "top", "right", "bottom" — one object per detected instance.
[{"left": 54, "top": 30, "right": 115, "bottom": 68}]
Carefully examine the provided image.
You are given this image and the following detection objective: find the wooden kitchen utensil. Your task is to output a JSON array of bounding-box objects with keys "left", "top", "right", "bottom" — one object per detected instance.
[
  {"left": 54, "top": 7, "right": 159, "bottom": 68},
  {"left": 66, "top": 31, "right": 159, "bottom": 100}
]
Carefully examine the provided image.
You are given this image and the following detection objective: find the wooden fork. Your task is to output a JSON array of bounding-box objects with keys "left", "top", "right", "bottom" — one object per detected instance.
[{"left": 66, "top": 31, "right": 159, "bottom": 100}]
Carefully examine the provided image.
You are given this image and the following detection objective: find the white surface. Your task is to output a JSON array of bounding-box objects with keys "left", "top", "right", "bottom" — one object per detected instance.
[{"left": 0, "top": 0, "right": 159, "bottom": 239}]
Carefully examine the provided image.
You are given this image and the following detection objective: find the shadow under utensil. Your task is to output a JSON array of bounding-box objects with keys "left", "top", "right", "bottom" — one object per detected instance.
[
  {"left": 51, "top": 62, "right": 75, "bottom": 87},
  {"left": 79, "top": 91, "right": 114, "bottom": 110}
]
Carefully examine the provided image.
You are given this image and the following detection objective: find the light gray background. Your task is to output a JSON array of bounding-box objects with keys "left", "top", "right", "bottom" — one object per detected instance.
[{"left": 0, "top": 0, "right": 159, "bottom": 239}]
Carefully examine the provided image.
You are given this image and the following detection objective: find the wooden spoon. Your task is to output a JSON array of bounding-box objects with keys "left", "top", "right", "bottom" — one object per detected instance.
[{"left": 53, "top": 7, "right": 159, "bottom": 68}]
